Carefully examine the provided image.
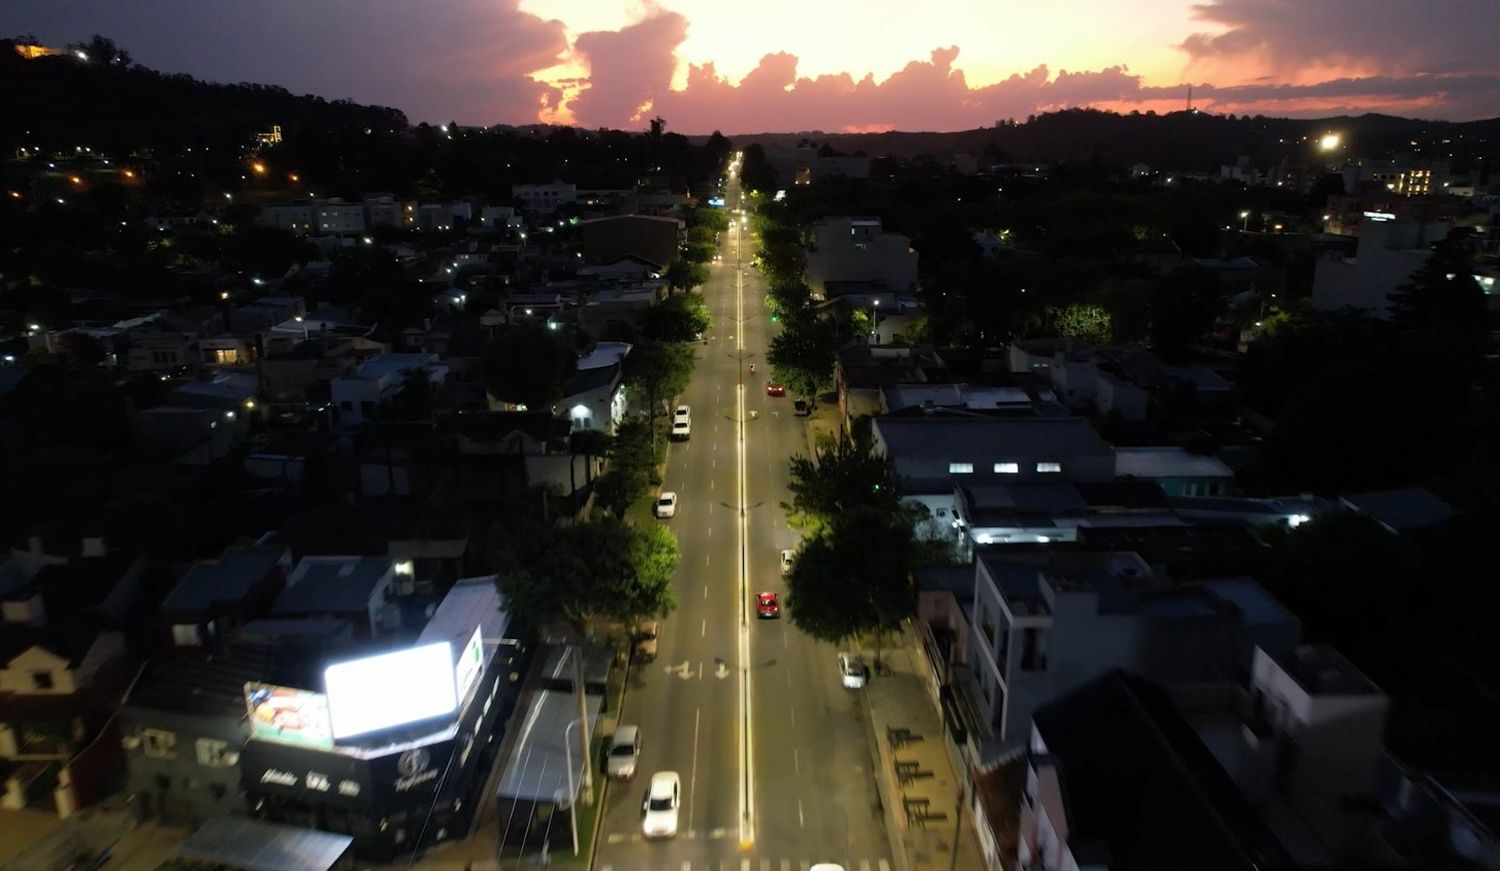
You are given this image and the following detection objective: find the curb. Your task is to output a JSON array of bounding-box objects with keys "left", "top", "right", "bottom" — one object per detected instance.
[{"left": 584, "top": 639, "right": 637, "bottom": 871}]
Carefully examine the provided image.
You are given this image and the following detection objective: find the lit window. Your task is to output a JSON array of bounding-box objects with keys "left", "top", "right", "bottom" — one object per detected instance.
[
  {"left": 949, "top": 463, "right": 974, "bottom": 474},
  {"left": 1036, "top": 462, "right": 1062, "bottom": 473},
  {"left": 142, "top": 729, "right": 177, "bottom": 759},
  {"left": 195, "top": 738, "right": 231, "bottom": 767},
  {"left": 994, "top": 463, "right": 1019, "bottom": 474}
]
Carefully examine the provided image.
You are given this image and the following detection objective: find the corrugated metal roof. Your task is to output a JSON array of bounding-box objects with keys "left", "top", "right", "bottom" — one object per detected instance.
[{"left": 179, "top": 817, "right": 352, "bottom": 871}]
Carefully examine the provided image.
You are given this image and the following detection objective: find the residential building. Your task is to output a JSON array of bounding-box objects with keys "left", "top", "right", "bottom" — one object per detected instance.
[
  {"left": 258, "top": 203, "right": 316, "bottom": 234},
  {"left": 444, "top": 411, "right": 598, "bottom": 501},
  {"left": 511, "top": 180, "right": 576, "bottom": 215},
  {"left": 1, "top": 553, "right": 144, "bottom": 815},
  {"left": 806, "top": 216, "right": 919, "bottom": 297},
  {"left": 959, "top": 550, "right": 1297, "bottom": 761},
  {"left": 330, "top": 353, "right": 449, "bottom": 428},
  {"left": 269, "top": 556, "right": 399, "bottom": 638},
  {"left": 1312, "top": 215, "right": 1433, "bottom": 316},
  {"left": 1019, "top": 671, "right": 1298, "bottom": 871},
  {"left": 580, "top": 214, "right": 682, "bottom": 270},
  {"left": 169, "top": 369, "right": 260, "bottom": 416},
  {"left": 159, "top": 544, "right": 292, "bottom": 650},
  {"left": 950, "top": 480, "right": 1181, "bottom": 553},
  {"left": 835, "top": 344, "right": 938, "bottom": 426},
  {"left": 314, "top": 202, "right": 366, "bottom": 236},
  {"left": 125, "top": 329, "right": 196, "bottom": 372},
  {"left": 1340, "top": 488, "right": 1455, "bottom": 534},
  {"left": 763, "top": 145, "right": 872, "bottom": 188},
  {"left": 118, "top": 646, "right": 280, "bottom": 827},
  {"left": 558, "top": 360, "right": 627, "bottom": 433},
  {"left": 872, "top": 416, "right": 1117, "bottom": 530},
  {"left": 1180, "top": 645, "right": 1399, "bottom": 866},
  {"left": 1115, "top": 447, "right": 1236, "bottom": 497}
]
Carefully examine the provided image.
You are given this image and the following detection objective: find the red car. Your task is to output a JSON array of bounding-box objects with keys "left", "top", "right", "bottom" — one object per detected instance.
[
  {"left": 764, "top": 381, "right": 786, "bottom": 396},
  {"left": 756, "top": 591, "right": 781, "bottom": 619}
]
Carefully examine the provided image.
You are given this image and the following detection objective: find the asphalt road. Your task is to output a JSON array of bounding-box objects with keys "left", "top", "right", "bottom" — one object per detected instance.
[{"left": 592, "top": 170, "right": 891, "bottom": 871}]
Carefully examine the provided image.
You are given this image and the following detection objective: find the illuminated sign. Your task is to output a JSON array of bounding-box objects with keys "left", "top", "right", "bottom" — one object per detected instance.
[
  {"left": 245, "top": 683, "right": 334, "bottom": 749},
  {"left": 1362, "top": 211, "right": 1396, "bottom": 222},
  {"left": 324, "top": 642, "right": 458, "bottom": 740},
  {"left": 455, "top": 626, "right": 484, "bottom": 703}
]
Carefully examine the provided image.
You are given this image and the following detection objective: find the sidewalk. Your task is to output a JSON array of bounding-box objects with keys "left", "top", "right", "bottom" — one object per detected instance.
[{"left": 860, "top": 629, "right": 984, "bottom": 871}]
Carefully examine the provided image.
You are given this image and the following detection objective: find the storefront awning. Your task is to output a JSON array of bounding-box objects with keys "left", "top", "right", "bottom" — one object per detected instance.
[{"left": 179, "top": 817, "right": 353, "bottom": 871}]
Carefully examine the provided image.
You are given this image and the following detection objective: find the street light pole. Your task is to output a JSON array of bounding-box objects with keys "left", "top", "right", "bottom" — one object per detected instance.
[
  {"left": 1239, "top": 210, "right": 1251, "bottom": 232},
  {"left": 949, "top": 784, "right": 967, "bottom": 871},
  {"left": 562, "top": 717, "right": 582, "bottom": 856}
]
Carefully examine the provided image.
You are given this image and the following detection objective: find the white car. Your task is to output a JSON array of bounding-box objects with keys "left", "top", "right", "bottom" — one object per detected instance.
[
  {"left": 607, "top": 725, "right": 641, "bottom": 780},
  {"left": 780, "top": 549, "right": 794, "bottom": 575},
  {"left": 810, "top": 866, "right": 847, "bottom": 871},
  {"left": 641, "top": 770, "right": 681, "bottom": 839},
  {"left": 654, "top": 492, "right": 678, "bottom": 518},
  {"left": 674, "top": 405, "right": 691, "bottom": 423},
  {"left": 671, "top": 418, "right": 691, "bottom": 441},
  {"left": 838, "top": 653, "right": 868, "bottom": 690}
]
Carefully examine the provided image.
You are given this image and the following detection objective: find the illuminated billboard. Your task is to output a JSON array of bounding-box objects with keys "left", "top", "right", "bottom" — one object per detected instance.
[
  {"left": 324, "top": 641, "right": 458, "bottom": 740},
  {"left": 244, "top": 683, "right": 334, "bottom": 749},
  {"left": 455, "top": 626, "right": 484, "bottom": 703}
]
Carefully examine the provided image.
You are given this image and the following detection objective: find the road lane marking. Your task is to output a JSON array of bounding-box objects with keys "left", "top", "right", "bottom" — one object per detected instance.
[
  {"left": 698, "top": 661, "right": 703, "bottom": 680},
  {"left": 702, "top": 618, "right": 706, "bottom": 637},
  {"left": 682, "top": 862, "right": 691, "bottom": 871},
  {"left": 798, "top": 801, "right": 805, "bottom": 829},
  {"left": 793, "top": 748, "right": 800, "bottom": 773},
  {"left": 704, "top": 585, "right": 709, "bottom": 599},
  {"left": 688, "top": 707, "right": 701, "bottom": 830}
]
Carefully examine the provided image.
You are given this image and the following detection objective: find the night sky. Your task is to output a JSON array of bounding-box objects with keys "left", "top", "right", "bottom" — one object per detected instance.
[{"left": 9, "top": 0, "right": 1499, "bottom": 132}]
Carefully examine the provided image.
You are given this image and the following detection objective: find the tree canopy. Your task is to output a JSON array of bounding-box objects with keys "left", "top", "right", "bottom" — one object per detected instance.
[
  {"left": 785, "top": 505, "right": 917, "bottom": 657},
  {"left": 481, "top": 322, "right": 578, "bottom": 411},
  {"left": 767, "top": 315, "right": 840, "bottom": 402},
  {"left": 494, "top": 514, "right": 678, "bottom": 636},
  {"left": 640, "top": 293, "right": 711, "bottom": 343}
]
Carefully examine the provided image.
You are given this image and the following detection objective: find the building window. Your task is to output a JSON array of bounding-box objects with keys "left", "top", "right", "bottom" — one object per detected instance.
[
  {"left": 993, "top": 463, "right": 1019, "bottom": 474},
  {"left": 214, "top": 348, "right": 239, "bottom": 364},
  {"left": 1020, "top": 628, "right": 1048, "bottom": 671},
  {"left": 196, "top": 738, "right": 231, "bottom": 767},
  {"left": 1035, "top": 462, "right": 1062, "bottom": 473},
  {"left": 172, "top": 624, "right": 202, "bottom": 646},
  {"left": 949, "top": 463, "right": 975, "bottom": 474},
  {"left": 142, "top": 729, "right": 177, "bottom": 759},
  {"left": 31, "top": 671, "right": 54, "bottom": 690}
]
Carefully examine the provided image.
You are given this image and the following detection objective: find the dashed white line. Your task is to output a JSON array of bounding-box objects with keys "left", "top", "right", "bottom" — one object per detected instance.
[
  {"left": 798, "top": 800, "right": 805, "bottom": 828},
  {"left": 793, "top": 748, "right": 800, "bottom": 773},
  {"left": 702, "top": 618, "right": 706, "bottom": 637}
]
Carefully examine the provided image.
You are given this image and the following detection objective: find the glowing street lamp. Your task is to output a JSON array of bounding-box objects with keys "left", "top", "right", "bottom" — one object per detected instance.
[
  {"left": 1239, "top": 210, "right": 1251, "bottom": 231},
  {"left": 1318, "top": 133, "right": 1341, "bottom": 152}
]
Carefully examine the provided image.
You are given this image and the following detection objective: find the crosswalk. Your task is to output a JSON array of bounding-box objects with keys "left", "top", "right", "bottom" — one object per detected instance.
[{"left": 599, "top": 860, "right": 892, "bottom": 871}]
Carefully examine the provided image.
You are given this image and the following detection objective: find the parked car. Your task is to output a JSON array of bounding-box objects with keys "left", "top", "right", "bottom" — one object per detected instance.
[
  {"left": 765, "top": 381, "right": 786, "bottom": 396},
  {"left": 607, "top": 725, "right": 641, "bottom": 780},
  {"left": 671, "top": 418, "right": 691, "bottom": 440},
  {"left": 654, "top": 492, "right": 678, "bottom": 518},
  {"left": 780, "top": 549, "right": 794, "bottom": 575},
  {"left": 635, "top": 622, "right": 659, "bottom": 662},
  {"left": 674, "top": 405, "right": 691, "bottom": 422},
  {"left": 838, "top": 653, "right": 868, "bottom": 689},
  {"left": 641, "top": 770, "right": 681, "bottom": 839},
  {"left": 793, "top": 399, "right": 810, "bottom": 416},
  {"left": 756, "top": 591, "right": 781, "bottom": 619}
]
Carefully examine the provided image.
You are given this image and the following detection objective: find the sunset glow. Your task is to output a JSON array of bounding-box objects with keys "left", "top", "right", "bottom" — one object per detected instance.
[{"left": 9, "top": 0, "right": 1498, "bottom": 132}]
